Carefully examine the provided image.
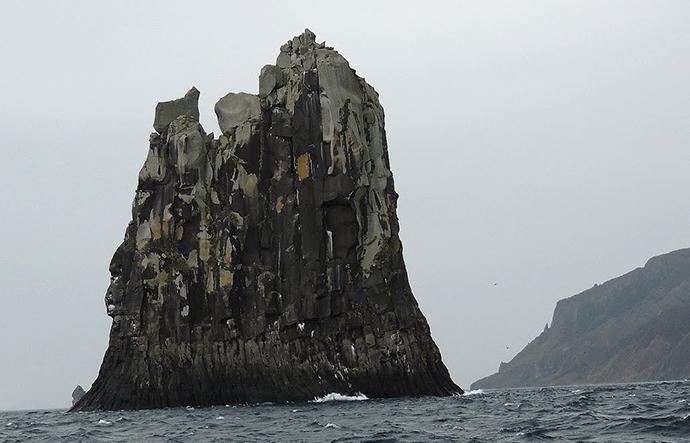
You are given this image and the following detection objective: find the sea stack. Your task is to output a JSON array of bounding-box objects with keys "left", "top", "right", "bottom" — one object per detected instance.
[
  {"left": 71, "top": 385, "right": 86, "bottom": 406},
  {"left": 73, "top": 30, "right": 460, "bottom": 411}
]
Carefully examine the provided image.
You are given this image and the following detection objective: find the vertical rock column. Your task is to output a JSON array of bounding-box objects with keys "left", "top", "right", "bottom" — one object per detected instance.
[{"left": 74, "top": 30, "right": 460, "bottom": 411}]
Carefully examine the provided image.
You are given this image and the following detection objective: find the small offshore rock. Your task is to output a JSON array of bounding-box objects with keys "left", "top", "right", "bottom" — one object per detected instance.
[{"left": 71, "top": 385, "right": 86, "bottom": 406}]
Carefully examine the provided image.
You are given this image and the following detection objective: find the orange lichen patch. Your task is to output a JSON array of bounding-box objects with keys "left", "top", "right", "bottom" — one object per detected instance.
[
  {"left": 199, "top": 238, "right": 211, "bottom": 262},
  {"left": 150, "top": 217, "right": 162, "bottom": 241},
  {"left": 186, "top": 249, "right": 199, "bottom": 268},
  {"left": 220, "top": 269, "right": 234, "bottom": 287},
  {"left": 161, "top": 204, "right": 173, "bottom": 238},
  {"left": 223, "top": 238, "right": 233, "bottom": 266},
  {"left": 161, "top": 220, "right": 171, "bottom": 238},
  {"left": 205, "top": 271, "right": 215, "bottom": 293},
  {"left": 275, "top": 196, "right": 285, "bottom": 214},
  {"left": 296, "top": 153, "right": 310, "bottom": 180},
  {"left": 240, "top": 172, "right": 258, "bottom": 196},
  {"left": 198, "top": 229, "right": 211, "bottom": 262},
  {"left": 146, "top": 270, "right": 169, "bottom": 289}
]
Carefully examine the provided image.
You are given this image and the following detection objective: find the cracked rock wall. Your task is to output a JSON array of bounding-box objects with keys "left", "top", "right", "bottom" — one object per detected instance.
[{"left": 74, "top": 30, "right": 460, "bottom": 411}]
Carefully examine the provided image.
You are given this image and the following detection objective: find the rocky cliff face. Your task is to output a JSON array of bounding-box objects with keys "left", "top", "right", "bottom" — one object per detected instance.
[
  {"left": 73, "top": 30, "right": 459, "bottom": 411},
  {"left": 473, "top": 248, "right": 690, "bottom": 389}
]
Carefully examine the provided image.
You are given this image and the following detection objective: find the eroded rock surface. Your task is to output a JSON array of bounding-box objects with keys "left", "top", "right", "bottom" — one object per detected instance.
[{"left": 73, "top": 30, "right": 459, "bottom": 411}]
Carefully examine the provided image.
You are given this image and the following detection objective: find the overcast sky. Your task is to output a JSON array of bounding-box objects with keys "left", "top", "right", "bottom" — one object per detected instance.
[{"left": 1, "top": 0, "right": 689, "bottom": 410}]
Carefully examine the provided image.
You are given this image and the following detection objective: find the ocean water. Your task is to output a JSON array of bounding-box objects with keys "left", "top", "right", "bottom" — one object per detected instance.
[{"left": 2, "top": 381, "right": 689, "bottom": 442}]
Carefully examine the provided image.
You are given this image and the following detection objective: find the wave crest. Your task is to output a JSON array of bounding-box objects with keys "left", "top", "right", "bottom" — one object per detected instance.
[
  {"left": 311, "top": 392, "right": 369, "bottom": 402},
  {"left": 463, "top": 389, "right": 485, "bottom": 396}
]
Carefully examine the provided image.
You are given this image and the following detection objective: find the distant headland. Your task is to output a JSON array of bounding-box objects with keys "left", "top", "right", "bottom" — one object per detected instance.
[{"left": 473, "top": 248, "right": 690, "bottom": 389}]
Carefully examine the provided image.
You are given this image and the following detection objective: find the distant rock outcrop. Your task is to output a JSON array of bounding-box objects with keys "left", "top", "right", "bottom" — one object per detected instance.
[
  {"left": 72, "top": 30, "right": 459, "bottom": 411},
  {"left": 473, "top": 248, "right": 690, "bottom": 389},
  {"left": 71, "top": 385, "right": 86, "bottom": 406}
]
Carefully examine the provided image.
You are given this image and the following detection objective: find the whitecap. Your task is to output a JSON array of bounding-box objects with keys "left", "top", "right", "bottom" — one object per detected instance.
[
  {"left": 311, "top": 392, "right": 368, "bottom": 402},
  {"left": 571, "top": 389, "right": 583, "bottom": 394},
  {"left": 324, "top": 423, "right": 339, "bottom": 428},
  {"left": 186, "top": 406, "right": 195, "bottom": 411},
  {"left": 97, "top": 419, "right": 113, "bottom": 426},
  {"left": 463, "top": 389, "right": 484, "bottom": 396},
  {"left": 215, "top": 415, "right": 224, "bottom": 420}
]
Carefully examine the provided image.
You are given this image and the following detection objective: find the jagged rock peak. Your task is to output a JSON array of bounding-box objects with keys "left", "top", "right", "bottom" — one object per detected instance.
[
  {"left": 279, "top": 28, "right": 322, "bottom": 57},
  {"left": 73, "top": 31, "right": 459, "bottom": 411},
  {"left": 153, "top": 86, "right": 200, "bottom": 133}
]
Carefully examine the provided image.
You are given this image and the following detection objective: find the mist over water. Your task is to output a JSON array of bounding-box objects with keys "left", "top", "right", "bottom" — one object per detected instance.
[
  {"left": 3, "top": 381, "right": 689, "bottom": 442},
  {"left": 1, "top": 1, "right": 690, "bottom": 410}
]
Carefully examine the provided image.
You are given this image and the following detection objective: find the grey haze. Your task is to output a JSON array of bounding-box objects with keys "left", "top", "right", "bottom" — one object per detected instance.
[{"left": 0, "top": 0, "right": 689, "bottom": 410}]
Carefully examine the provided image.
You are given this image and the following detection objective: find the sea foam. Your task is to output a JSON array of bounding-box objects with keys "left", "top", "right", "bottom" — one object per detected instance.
[
  {"left": 463, "top": 389, "right": 485, "bottom": 396},
  {"left": 311, "top": 392, "right": 368, "bottom": 402}
]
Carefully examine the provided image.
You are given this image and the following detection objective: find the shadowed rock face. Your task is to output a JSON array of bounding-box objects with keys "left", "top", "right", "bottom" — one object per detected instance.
[
  {"left": 472, "top": 248, "right": 690, "bottom": 390},
  {"left": 73, "top": 30, "right": 460, "bottom": 411}
]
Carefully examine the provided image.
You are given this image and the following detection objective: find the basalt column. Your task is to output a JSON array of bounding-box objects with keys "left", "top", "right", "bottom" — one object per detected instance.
[{"left": 74, "top": 30, "right": 460, "bottom": 411}]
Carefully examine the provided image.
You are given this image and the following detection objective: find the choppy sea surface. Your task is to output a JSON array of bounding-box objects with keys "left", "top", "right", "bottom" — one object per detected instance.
[{"left": 2, "top": 381, "right": 690, "bottom": 442}]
